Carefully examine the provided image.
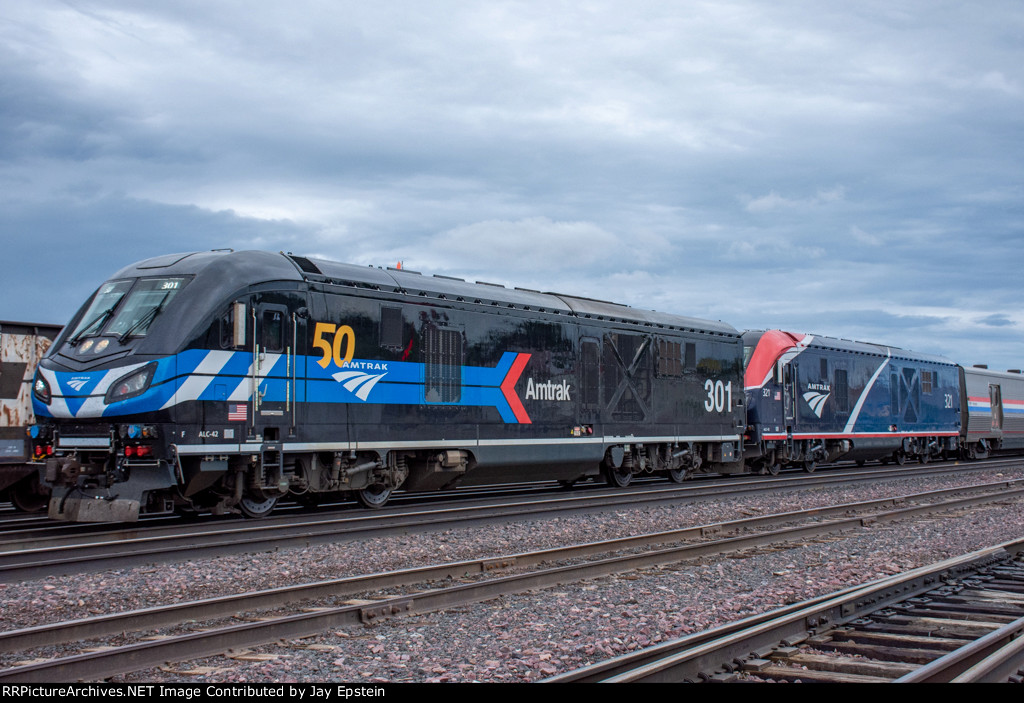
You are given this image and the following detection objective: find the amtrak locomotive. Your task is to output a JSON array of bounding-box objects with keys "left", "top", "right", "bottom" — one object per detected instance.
[
  {"left": 32, "top": 250, "right": 746, "bottom": 521},
  {"left": 741, "top": 330, "right": 962, "bottom": 474},
  {"left": 741, "top": 331, "right": 1024, "bottom": 473}
]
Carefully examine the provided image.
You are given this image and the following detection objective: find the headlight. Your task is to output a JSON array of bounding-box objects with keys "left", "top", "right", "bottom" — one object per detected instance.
[
  {"left": 33, "top": 375, "right": 51, "bottom": 404},
  {"left": 105, "top": 363, "right": 157, "bottom": 404}
]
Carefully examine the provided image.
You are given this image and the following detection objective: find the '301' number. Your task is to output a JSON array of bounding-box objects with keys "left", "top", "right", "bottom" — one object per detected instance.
[{"left": 704, "top": 379, "right": 732, "bottom": 413}]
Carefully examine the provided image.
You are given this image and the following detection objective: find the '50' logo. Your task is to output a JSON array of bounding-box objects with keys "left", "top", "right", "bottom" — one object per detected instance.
[{"left": 313, "top": 322, "right": 356, "bottom": 369}]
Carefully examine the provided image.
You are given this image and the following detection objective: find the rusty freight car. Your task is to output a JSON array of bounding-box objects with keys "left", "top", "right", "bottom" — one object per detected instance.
[{"left": 1, "top": 321, "right": 61, "bottom": 511}]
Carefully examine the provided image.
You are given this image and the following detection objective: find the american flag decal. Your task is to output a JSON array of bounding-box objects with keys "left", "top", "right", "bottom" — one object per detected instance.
[{"left": 228, "top": 404, "right": 247, "bottom": 422}]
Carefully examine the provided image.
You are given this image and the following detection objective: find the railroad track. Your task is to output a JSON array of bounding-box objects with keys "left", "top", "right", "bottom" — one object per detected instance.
[
  {"left": 2, "top": 457, "right": 1018, "bottom": 544},
  {"left": 1, "top": 477, "right": 1022, "bottom": 682},
  {"left": 2, "top": 459, "right": 1021, "bottom": 582},
  {"left": 549, "top": 538, "right": 1024, "bottom": 683},
  {"left": 0, "top": 474, "right": 641, "bottom": 536},
  {"left": 0, "top": 477, "right": 596, "bottom": 535}
]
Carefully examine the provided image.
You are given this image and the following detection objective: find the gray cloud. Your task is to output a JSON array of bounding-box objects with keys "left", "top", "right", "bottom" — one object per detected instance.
[
  {"left": 1, "top": 1, "right": 1022, "bottom": 371},
  {"left": 977, "top": 314, "right": 1015, "bottom": 328}
]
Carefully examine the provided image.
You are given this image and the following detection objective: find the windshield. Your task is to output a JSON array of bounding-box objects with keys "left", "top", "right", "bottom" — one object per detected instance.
[
  {"left": 106, "top": 277, "right": 188, "bottom": 339},
  {"left": 743, "top": 344, "right": 754, "bottom": 368},
  {"left": 68, "top": 280, "right": 132, "bottom": 342},
  {"left": 740, "top": 331, "right": 763, "bottom": 369}
]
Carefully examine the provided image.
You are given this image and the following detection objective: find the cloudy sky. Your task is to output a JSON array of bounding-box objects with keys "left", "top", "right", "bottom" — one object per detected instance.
[{"left": 3, "top": 1, "right": 1022, "bottom": 370}]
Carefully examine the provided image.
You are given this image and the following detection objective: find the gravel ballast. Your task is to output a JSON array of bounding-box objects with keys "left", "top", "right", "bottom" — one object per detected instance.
[{"left": 3, "top": 465, "right": 1024, "bottom": 682}]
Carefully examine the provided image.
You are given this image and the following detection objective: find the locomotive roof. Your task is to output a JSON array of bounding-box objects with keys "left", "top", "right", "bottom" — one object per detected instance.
[
  {"left": 115, "top": 250, "right": 739, "bottom": 337},
  {"left": 744, "top": 329, "right": 957, "bottom": 366}
]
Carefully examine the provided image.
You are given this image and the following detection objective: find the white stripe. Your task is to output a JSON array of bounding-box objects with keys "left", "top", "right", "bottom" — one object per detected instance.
[
  {"left": 76, "top": 366, "right": 146, "bottom": 418},
  {"left": 161, "top": 350, "right": 233, "bottom": 410},
  {"left": 228, "top": 353, "right": 283, "bottom": 402},
  {"left": 228, "top": 368, "right": 254, "bottom": 402},
  {"left": 39, "top": 367, "right": 72, "bottom": 419},
  {"left": 173, "top": 434, "right": 742, "bottom": 455},
  {"left": 174, "top": 443, "right": 263, "bottom": 455},
  {"left": 41, "top": 363, "right": 146, "bottom": 419},
  {"left": 843, "top": 349, "right": 891, "bottom": 434}
]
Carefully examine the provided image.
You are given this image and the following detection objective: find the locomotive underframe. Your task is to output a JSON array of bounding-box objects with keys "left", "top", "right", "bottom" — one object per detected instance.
[
  {"left": 747, "top": 433, "right": 960, "bottom": 474},
  {"left": 41, "top": 414, "right": 744, "bottom": 521}
]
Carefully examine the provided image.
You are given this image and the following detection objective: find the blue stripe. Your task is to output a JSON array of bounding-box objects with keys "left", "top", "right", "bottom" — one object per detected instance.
[{"left": 38, "top": 349, "right": 533, "bottom": 423}]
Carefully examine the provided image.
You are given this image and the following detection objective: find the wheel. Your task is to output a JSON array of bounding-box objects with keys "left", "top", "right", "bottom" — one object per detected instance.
[
  {"left": 9, "top": 476, "right": 48, "bottom": 513},
  {"left": 894, "top": 452, "right": 906, "bottom": 466},
  {"left": 357, "top": 484, "right": 393, "bottom": 509},
  {"left": 238, "top": 493, "right": 279, "bottom": 518},
  {"left": 765, "top": 463, "right": 781, "bottom": 476},
  {"left": 918, "top": 452, "right": 930, "bottom": 464},
  {"left": 605, "top": 465, "right": 632, "bottom": 488},
  {"left": 667, "top": 468, "right": 688, "bottom": 483},
  {"left": 802, "top": 460, "right": 817, "bottom": 474}
]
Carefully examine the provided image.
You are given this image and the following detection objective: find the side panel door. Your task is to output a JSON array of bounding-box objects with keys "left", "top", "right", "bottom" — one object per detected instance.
[
  {"left": 990, "top": 384, "right": 1004, "bottom": 433},
  {"left": 251, "top": 293, "right": 308, "bottom": 441}
]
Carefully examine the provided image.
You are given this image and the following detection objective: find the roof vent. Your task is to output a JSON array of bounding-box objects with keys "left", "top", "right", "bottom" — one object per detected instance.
[
  {"left": 1009, "top": 369, "right": 1021, "bottom": 374},
  {"left": 285, "top": 254, "right": 322, "bottom": 275},
  {"left": 974, "top": 364, "right": 988, "bottom": 369}
]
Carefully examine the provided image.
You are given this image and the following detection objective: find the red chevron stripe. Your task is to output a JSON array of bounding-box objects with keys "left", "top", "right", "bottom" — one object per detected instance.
[{"left": 501, "top": 353, "right": 532, "bottom": 424}]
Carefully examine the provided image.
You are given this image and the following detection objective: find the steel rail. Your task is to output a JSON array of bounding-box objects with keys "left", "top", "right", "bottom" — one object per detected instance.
[
  {"left": 0, "top": 467, "right": 886, "bottom": 545},
  {"left": 3, "top": 460, "right": 1020, "bottom": 583},
  {"left": 1, "top": 483, "right": 1023, "bottom": 682},
  {"left": 2, "top": 456, "right": 1022, "bottom": 544},
  {"left": 6, "top": 456, "right": 1021, "bottom": 548},
  {"left": 896, "top": 614, "right": 1024, "bottom": 683},
  {"left": 557, "top": 539, "right": 1024, "bottom": 683},
  {"left": 951, "top": 627, "right": 1024, "bottom": 683},
  {"left": 2, "top": 477, "right": 1018, "bottom": 655}
]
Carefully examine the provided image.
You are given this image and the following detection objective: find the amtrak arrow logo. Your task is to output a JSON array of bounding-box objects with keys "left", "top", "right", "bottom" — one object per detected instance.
[
  {"left": 803, "top": 390, "right": 831, "bottom": 418},
  {"left": 333, "top": 370, "right": 388, "bottom": 401}
]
